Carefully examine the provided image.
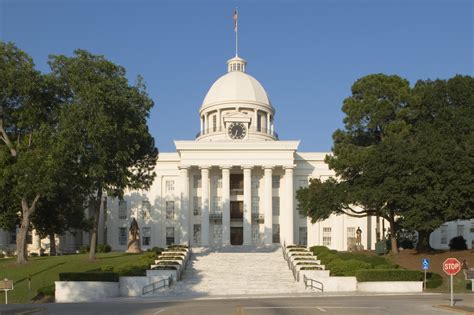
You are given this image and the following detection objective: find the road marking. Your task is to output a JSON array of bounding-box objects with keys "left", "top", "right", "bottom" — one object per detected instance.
[
  {"left": 316, "top": 307, "right": 327, "bottom": 312},
  {"left": 154, "top": 309, "right": 166, "bottom": 314}
]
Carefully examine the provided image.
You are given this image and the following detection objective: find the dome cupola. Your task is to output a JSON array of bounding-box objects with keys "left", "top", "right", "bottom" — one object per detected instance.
[{"left": 196, "top": 56, "right": 277, "bottom": 142}]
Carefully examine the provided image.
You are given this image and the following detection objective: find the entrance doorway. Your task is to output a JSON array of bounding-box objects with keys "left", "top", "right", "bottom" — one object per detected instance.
[
  {"left": 231, "top": 227, "right": 243, "bottom": 245},
  {"left": 230, "top": 201, "right": 243, "bottom": 220}
]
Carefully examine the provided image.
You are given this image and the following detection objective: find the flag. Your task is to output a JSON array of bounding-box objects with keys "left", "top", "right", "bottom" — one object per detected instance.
[{"left": 233, "top": 9, "right": 238, "bottom": 32}]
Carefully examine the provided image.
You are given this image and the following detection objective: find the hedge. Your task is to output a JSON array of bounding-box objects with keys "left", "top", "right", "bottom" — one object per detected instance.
[
  {"left": 327, "top": 259, "right": 371, "bottom": 276},
  {"left": 287, "top": 245, "right": 307, "bottom": 249},
  {"left": 355, "top": 269, "right": 422, "bottom": 282},
  {"left": 157, "top": 256, "right": 184, "bottom": 260},
  {"left": 59, "top": 272, "right": 119, "bottom": 282},
  {"left": 310, "top": 246, "right": 330, "bottom": 255},
  {"left": 151, "top": 266, "right": 177, "bottom": 270},
  {"left": 426, "top": 272, "right": 443, "bottom": 288}
]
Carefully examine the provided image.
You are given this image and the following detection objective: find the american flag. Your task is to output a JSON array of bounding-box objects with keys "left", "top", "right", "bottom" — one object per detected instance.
[{"left": 233, "top": 9, "right": 238, "bottom": 32}]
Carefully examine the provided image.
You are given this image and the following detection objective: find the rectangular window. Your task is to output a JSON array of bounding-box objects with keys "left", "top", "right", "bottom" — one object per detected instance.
[
  {"left": 272, "top": 175, "right": 280, "bottom": 189},
  {"left": 166, "top": 201, "right": 175, "bottom": 220},
  {"left": 252, "top": 196, "right": 260, "bottom": 214},
  {"left": 193, "top": 224, "right": 201, "bottom": 245},
  {"left": 193, "top": 175, "right": 202, "bottom": 189},
  {"left": 142, "top": 227, "right": 151, "bottom": 246},
  {"left": 272, "top": 196, "right": 280, "bottom": 216},
  {"left": 193, "top": 196, "right": 202, "bottom": 216},
  {"left": 213, "top": 196, "right": 221, "bottom": 213},
  {"left": 299, "top": 227, "right": 307, "bottom": 246},
  {"left": 9, "top": 231, "right": 16, "bottom": 244},
  {"left": 166, "top": 227, "right": 175, "bottom": 246},
  {"left": 251, "top": 176, "right": 260, "bottom": 189},
  {"left": 213, "top": 115, "right": 217, "bottom": 132},
  {"left": 165, "top": 180, "right": 174, "bottom": 192},
  {"left": 323, "top": 227, "right": 332, "bottom": 246},
  {"left": 257, "top": 113, "right": 262, "bottom": 132},
  {"left": 440, "top": 225, "right": 448, "bottom": 245},
  {"left": 457, "top": 225, "right": 464, "bottom": 237},
  {"left": 26, "top": 231, "right": 32, "bottom": 244},
  {"left": 119, "top": 200, "right": 127, "bottom": 220},
  {"left": 272, "top": 224, "right": 280, "bottom": 243},
  {"left": 142, "top": 200, "right": 151, "bottom": 220},
  {"left": 347, "top": 227, "right": 356, "bottom": 248},
  {"left": 119, "top": 227, "right": 127, "bottom": 246}
]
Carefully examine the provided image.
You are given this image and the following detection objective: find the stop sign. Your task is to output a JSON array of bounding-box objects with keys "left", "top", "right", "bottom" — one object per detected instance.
[{"left": 443, "top": 258, "right": 461, "bottom": 276}]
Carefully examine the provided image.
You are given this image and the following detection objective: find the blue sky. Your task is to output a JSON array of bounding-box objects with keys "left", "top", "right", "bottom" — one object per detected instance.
[{"left": 1, "top": 0, "right": 472, "bottom": 152}]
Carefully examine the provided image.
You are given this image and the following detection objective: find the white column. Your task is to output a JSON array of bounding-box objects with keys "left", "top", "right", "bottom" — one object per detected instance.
[
  {"left": 32, "top": 229, "right": 41, "bottom": 252},
  {"left": 284, "top": 166, "right": 295, "bottom": 245},
  {"left": 253, "top": 109, "right": 258, "bottom": 130},
  {"left": 204, "top": 115, "right": 208, "bottom": 134},
  {"left": 200, "top": 166, "right": 210, "bottom": 246},
  {"left": 263, "top": 166, "right": 273, "bottom": 245},
  {"left": 221, "top": 166, "right": 231, "bottom": 246},
  {"left": 200, "top": 116, "right": 203, "bottom": 133},
  {"left": 243, "top": 166, "right": 253, "bottom": 245},
  {"left": 179, "top": 165, "right": 190, "bottom": 245},
  {"left": 266, "top": 113, "right": 270, "bottom": 132}
]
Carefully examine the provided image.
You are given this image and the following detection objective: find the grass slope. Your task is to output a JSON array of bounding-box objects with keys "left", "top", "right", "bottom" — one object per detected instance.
[
  {"left": 387, "top": 249, "right": 474, "bottom": 293},
  {"left": 0, "top": 252, "right": 148, "bottom": 304}
]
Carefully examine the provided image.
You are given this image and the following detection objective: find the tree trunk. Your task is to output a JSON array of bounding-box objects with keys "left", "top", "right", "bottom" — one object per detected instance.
[
  {"left": 416, "top": 230, "right": 433, "bottom": 252},
  {"left": 16, "top": 211, "right": 30, "bottom": 264},
  {"left": 16, "top": 196, "right": 40, "bottom": 264},
  {"left": 89, "top": 189, "right": 102, "bottom": 261},
  {"left": 49, "top": 233, "right": 56, "bottom": 256},
  {"left": 389, "top": 221, "right": 398, "bottom": 254}
]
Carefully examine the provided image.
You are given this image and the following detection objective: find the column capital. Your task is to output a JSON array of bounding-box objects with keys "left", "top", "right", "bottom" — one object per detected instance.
[
  {"left": 242, "top": 165, "right": 254, "bottom": 170},
  {"left": 199, "top": 165, "right": 212, "bottom": 170},
  {"left": 178, "top": 164, "right": 191, "bottom": 170},
  {"left": 283, "top": 164, "right": 297, "bottom": 170},
  {"left": 263, "top": 165, "right": 275, "bottom": 170},
  {"left": 220, "top": 165, "right": 233, "bottom": 170}
]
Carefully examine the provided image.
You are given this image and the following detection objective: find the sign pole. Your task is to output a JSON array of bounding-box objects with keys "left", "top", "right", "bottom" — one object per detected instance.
[
  {"left": 5, "top": 290, "right": 7, "bottom": 305},
  {"left": 450, "top": 274, "right": 453, "bottom": 307},
  {"left": 424, "top": 269, "right": 427, "bottom": 291}
]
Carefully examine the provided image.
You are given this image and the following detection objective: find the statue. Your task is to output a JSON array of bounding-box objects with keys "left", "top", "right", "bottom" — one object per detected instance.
[
  {"left": 355, "top": 227, "right": 364, "bottom": 251},
  {"left": 127, "top": 218, "right": 141, "bottom": 253},
  {"left": 356, "top": 227, "right": 362, "bottom": 245}
]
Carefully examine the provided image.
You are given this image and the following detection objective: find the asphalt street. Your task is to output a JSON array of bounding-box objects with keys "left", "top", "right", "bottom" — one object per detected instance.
[{"left": 0, "top": 294, "right": 473, "bottom": 315}]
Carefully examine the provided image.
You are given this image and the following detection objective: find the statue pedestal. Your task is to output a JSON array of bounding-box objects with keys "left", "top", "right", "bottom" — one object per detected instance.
[
  {"left": 355, "top": 244, "right": 365, "bottom": 251},
  {"left": 127, "top": 240, "right": 141, "bottom": 253}
]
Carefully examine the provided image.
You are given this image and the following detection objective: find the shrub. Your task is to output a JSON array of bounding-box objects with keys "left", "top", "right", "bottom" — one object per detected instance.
[
  {"left": 398, "top": 238, "right": 415, "bottom": 249},
  {"left": 336, "top": 252, "right": 390, "bottom": 267},
  {"left": 30, "top": 252, "right": 38, "bottom": 257},
  {"left": 147, "top": 247, "right": 164, "bottom": 255},
  {"left": 97, "top": 244, "right": 112, "bottom": 253},
  {"left": 288, "top": 248, "right": 309, "bottom": 252},
  {"left": 355, "top": 269, "right": 422, "bottom": 282},
  {"left": 156, "top": 261, "right": 180, "bottom": 265},
  {"left": 310, "top": 246, "right": 330, "bottom": 255},
  {"left": 295, "top": 262, "right": 319, "bottom": 266},
  {"left": 300, "top": 266, "right": 324, "bottom": 270},
  {"left": 161, "top": 252, "right": 185, "bottom": 256},
  {"left": 317, "top": 252, "right": 339, "bottom": 265},
  {"left": 294, "top": 257, "right": 316, "bottom": 261},
  {"left": 373, "top": 264, "right": 397, "bottom": 270},
  {"left": 289, "top": 252, "right": 312, "bottom": 257},
  {"left": 79, "top": 246, "right": 89, "bottom": 254},
  {"left": 327, "top": 259, "right": 371, "bottom": 276},
  {"left": 287, "top": 245, "right": 306, "bottom": 249},
  {"left": 449, "top": 236, "right": 467, "bottom": 250},
  {"left": 59, "top": 272, "right": 119, "bottom": 282},
  {"left": 157, "top": 256, "right": 183, "bottom": 260},
  {"left": 151, "top": 265, "right": 177, "bottom": 270},
  {"left": 115, "top": 264, "right": 147, "bottom": 276},
  {"left": 426, "top": 272, "right": 443, "bottom": 288},
  {"left": 0, "top": 253, "right": 4, "bottom": 258},
  {"left": 37, "top": 284, "right": 55, "bottom": 296},
  {"left": 168, "top": 245, "right": 188, "bottom": 249}
]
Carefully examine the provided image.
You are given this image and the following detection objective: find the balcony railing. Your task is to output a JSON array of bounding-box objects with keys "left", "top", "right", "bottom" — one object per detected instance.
[
  {"left": 195, "top": 127, "right": 278, "bottom": 139},
  {"left": 230, "top": 188, "right": 243, "bottom": 196},
  {"left": 209, "top": 212, "right": 222, "bottom": 222}
]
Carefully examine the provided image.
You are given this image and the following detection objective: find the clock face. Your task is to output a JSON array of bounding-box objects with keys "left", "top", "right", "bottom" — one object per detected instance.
[{"left": 228, "top": 122, "right": 247, "bottom": 140}]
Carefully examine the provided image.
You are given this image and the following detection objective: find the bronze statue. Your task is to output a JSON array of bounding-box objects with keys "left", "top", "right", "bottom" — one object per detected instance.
[
  {"left": 356, "top": 227, "right": 362, "bottom": 246},
  {"left": 127, "top": 218, "right": 141, "bottom": 253}
]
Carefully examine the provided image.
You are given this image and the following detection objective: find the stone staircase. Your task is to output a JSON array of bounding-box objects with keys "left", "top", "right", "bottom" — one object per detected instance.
[{"left": 152, "top": 245, "right": 310, "bottom": 297}]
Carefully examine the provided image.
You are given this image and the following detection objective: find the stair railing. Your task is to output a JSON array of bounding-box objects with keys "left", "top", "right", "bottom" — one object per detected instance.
[
  {"left": 142, "top": 275, "right": 173, "bottom": 295},
  {"left": 303, "top": 274, "right": 323, "bottom": 292}
]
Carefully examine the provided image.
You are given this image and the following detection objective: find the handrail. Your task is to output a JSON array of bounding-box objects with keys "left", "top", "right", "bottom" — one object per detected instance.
[
  {"left": 142, "top": 275, "right": 173, "bottom": 295},
  {"left": 303, "top": 274, "right": 323, "bottom": 292}
]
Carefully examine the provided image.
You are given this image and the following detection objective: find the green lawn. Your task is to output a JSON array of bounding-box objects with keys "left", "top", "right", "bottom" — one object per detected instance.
[{"left": 0, "top": 252, "right": 149, "bottom": 304}]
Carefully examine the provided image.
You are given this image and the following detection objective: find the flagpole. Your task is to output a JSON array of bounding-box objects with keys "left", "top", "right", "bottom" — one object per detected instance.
[{"left": 234, "top": 8, "right": 238, "bottom": 57}]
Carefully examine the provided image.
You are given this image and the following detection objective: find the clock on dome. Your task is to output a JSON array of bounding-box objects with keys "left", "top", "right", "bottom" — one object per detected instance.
[{"left": 228, "top": 122, "right": 247, "bottom": 140}]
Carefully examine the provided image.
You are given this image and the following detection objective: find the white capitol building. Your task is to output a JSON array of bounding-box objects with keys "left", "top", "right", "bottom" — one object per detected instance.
[
  {"left": 1, "top": 54, "right": 471, "bottom": 253},
  {"left": 104, "top": 55, "right": 381, "bottom": 251}
]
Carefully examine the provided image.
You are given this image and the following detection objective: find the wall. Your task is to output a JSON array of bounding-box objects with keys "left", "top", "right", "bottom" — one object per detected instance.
[
  {"left": 55, "top": 281, "right": 119, "bottom": 303},
  {"left": 357, "top": 281, "right": 423, "bottom": 293}
]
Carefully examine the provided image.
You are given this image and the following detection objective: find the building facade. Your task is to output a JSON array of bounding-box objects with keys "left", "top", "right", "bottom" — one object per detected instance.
[{"left": 104, "top": 55, "right": 382, "bottom": 251}]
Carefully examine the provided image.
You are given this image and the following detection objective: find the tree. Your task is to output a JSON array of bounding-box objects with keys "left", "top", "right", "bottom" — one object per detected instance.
[
  {"left": 0, "top": 42, "right": 59, "bottom": 263},
  {"left": 297, "top": 74, "right": 412, "bottom": 254},
  {"left": 396, "top": 76, "right": 474, "bottom": 249},
  {"left": 48, "top": 50, "right": 158, "bottom": 260}
]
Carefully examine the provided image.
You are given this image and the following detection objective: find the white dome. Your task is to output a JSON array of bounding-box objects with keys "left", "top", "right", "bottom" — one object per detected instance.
[{"left": 201, "top": 69, "right": 272, "bottom": 109}]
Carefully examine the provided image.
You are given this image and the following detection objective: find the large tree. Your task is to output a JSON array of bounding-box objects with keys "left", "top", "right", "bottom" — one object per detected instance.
[
  {"left": 298, "top": 74, "right": 412, "bottom": 253},
  {"left": 48, "top": 50, "right": 158, "bottom": 260},
  {"left": 0, "top": 42, "right": 59, "bottom": 263}
]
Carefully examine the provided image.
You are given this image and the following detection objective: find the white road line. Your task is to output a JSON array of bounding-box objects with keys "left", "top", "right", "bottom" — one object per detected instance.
[
  {"left": 316, "top": 307, "right": 327, "bottom": 312},
  {"left": 154, "top": 309, "right": 166, "bottom": 314}
]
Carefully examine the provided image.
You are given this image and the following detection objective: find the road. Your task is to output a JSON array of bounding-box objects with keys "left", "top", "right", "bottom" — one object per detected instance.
[{"left": 0, "top": 294, "right": 473, "bottom": 315}]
